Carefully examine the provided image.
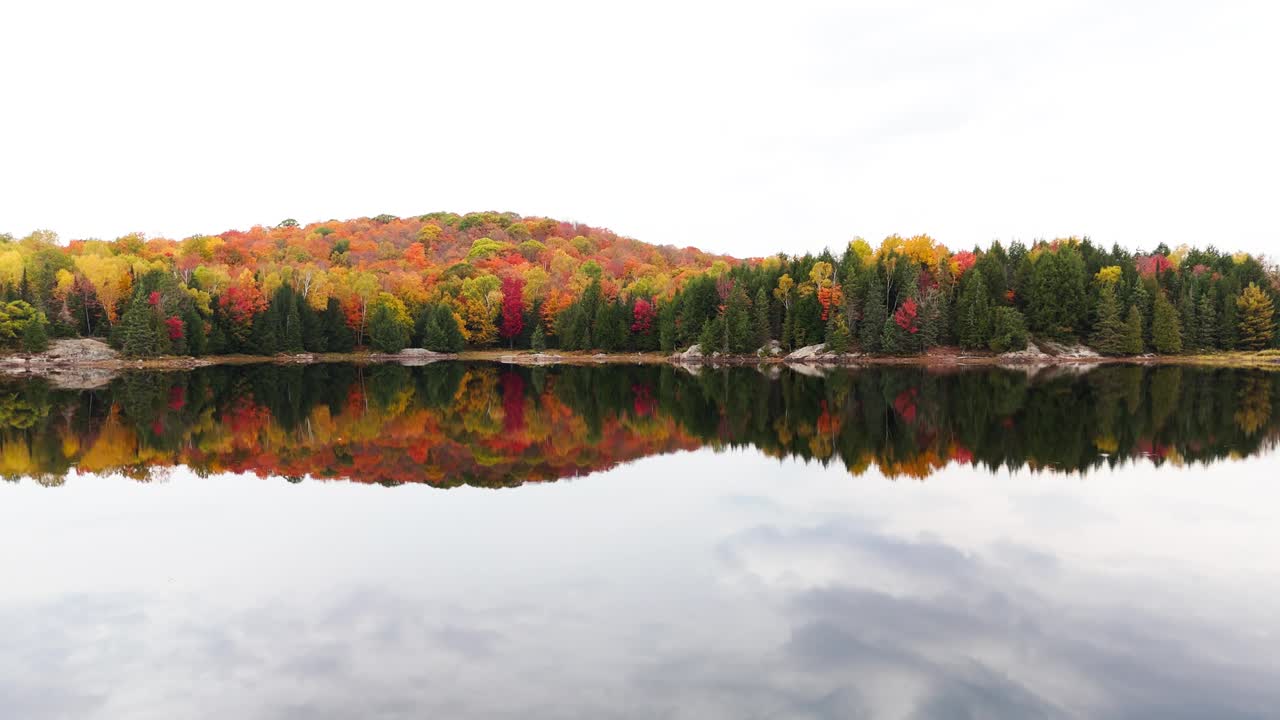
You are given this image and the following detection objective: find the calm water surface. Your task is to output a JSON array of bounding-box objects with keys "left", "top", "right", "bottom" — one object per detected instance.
[{"left": 1, "top": 363, "right": 1278, "bottom": 718}]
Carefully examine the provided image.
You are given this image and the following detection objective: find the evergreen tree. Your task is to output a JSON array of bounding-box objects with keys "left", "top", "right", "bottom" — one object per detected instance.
[
  {"left": 956, "top": 271, "right": 991, "bottom": 349},
  {"left": 1090, "top": 282, "right": 1126, "bottom": 355},
  {"left": 1178, "top": 292, "right": 1197, "bottom": 351},
  {"left": 323, "top": 297, "right": 355, "bottom": 352},
  {"left": 1218, "top": 291, "right": 1239, "bottom": 350},
  {"left": 1152, "top": 290, "right": 1183, "bottom": 354},
  {"left": 21, "top": 312, "right": 49, "bottom": 352},
  {"left": 860, "top": 272, "right": 886, "bottom": 353},
  {"left": 120, "top": 298, "right": 162, "bottom": 357},
  {"left": 1236, "top": 282, "right": 1276, "bottom": 350},
  {"left": 753, "top": 288, "right": 771, "bottom": 349},
  {"left": 724, "top": 287, "right": 753, "bottom": 353},
  {"left": 918, "top": 287, "right": 945, "bottom": 349},
  {"left": 530, "top": 323, "right": 547, "bottom": 351},
  {"left": 658, "top": 302, "right": 677, "bottom": 352},
  {"left": 301, "top": 301, "right": 325, "bottom": 352},
  {"left": 368, "top": 296, "right": 412, "bottom": 353},
  {"left": 825, "top": 314, "right": 852, "bottom": 354},
  {"left": 183, "top": 307, "right": 207, "bottom": 356},
  {"left": 698, "top": 317, "right": 723, "bottom": 353},
  {"left": 425, "top": 303, "right": 464, "bottom": 352},
  {"left": 1131, "top": 279, "right": 1152, "bottom": 348},
  {"left": 282, "top": 297, "right": 304, "bottom": 352},
  {"left": 1122, "top": 305, "right": 1144, "bottom": 355},
  {"left": 1195, "top": 292, "right": 1217, "bottom": 350},
  {"left": 988, "top": 307, "right": 1028, "bottom": 352}
]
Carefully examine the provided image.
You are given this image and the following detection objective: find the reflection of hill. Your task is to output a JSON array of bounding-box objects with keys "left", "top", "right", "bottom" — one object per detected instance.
[{"left": 1, "top": 364, "right": 1277, "bottom": 486}]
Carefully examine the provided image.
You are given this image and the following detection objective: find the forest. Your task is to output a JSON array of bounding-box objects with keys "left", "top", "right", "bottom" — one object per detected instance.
[
  {"left": 1, "top": 364, "right": 1276, "bottom": 486},
  {"left": 0, "top": 211, "right": 1277, "bottom": 358}
]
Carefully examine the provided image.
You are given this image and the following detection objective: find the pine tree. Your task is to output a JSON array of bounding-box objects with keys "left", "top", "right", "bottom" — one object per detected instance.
[
  {"left": 988, "top": 307, "right": 1028, "bottom": 352},
  {"left": 658, "top": 302, "right": 677, "bottom": 352},
  {"left": 918, "top": 287, "right": 945, "bottom": 350},
  {"left": 1152, "top": 290, "right": 1183, "bottom": 354},
  {"left": 725, "top": 287, "right": 753, "bottom": 353},
  {"left": 183, "top": 307, "right": 207, "bottom": 356},
  {"left": 825, "top": 314, "right": 852, "bottom": 354},
  {"left": 530, "top": 323, "right": 547, "bottom": 351},
  {"left": 1089, "top": 282, "right": 1126, "bottom": 355},
  {"left": 1195, "top": 292, "right": 1217, "bottom": 350},
  {"left": 1236, "top": 282, "right": 1276, "bottom": 350},
  {"left": 120, "top": 299, "right": 161, "bottom": 357},
  {"left": 21, "top": 313, "right": 49, "bottom": 353},
  {"left": 1122, "top": 305, "right": 1144, "bottom": 355},
  {"left": 1178, "top": 292, "right": 1197, "bottom": 351},
  {"left": 698, "top": 317, "right": 723, "bottom": 353},
  {"left": 282, "top": 297, "right": 304, "bottom": 352},
  {"left": 368, "top": 297, "right": 412, "bottom": 353},
  {"left": 753, "top": 288, "right": 771, "bottom": 349},
  {"left": 1131, "top": 279, "right": 1152, "bottom": 348},
  {"left": 956, "top": 271, "right": 991, "bottom": 350},
  {"left": 323, "top": 297, "right": 355, "bottom": 352},
  {"left": 425, "top": 303, "right": 464, "bottom": 352},
  {"left": 860, "top": 272, "right": 886, "bottom": 353},
  {"left": 1218, "top": 291, "right": 1239, "bottom": 350},
  {"left": 301, "top": 301, "right": 325, "bottom": 352}
]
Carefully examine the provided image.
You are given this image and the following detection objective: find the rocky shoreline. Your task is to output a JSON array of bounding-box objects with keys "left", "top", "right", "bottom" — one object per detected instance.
[{"left": 3, "top": 338, "right": 1276, "bottom": 389}]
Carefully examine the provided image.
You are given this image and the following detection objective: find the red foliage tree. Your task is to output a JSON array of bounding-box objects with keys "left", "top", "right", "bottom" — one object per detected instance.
[
  {"left": 893, "top": 297, "right": 919, "bottom": 333},
  {"left": 631, "top": 298, "right": 656, "bottom": 334},
  {"left": 165, "top": 316, "right": 184, "bottom": 340},
  {"left": 499, "top": 275, "right": 525, "bottom": 347}
]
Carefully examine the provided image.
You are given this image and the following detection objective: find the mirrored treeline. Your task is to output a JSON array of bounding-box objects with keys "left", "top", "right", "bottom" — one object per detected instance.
[{"left": 2, "top": 363, "right": 1277, "bottom": 486}]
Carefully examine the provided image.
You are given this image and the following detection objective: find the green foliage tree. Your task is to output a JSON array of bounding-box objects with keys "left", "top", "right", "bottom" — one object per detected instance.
[
  {"left": 1236, "top": 282, "right": 1276, "bottom": 350},
  {"left": 956, "top": 271, "right": 991, "bottom": 350},
  {"left": 1152, "top": 290, "right": 1183, "bottom": 354},
  {"left": 20, "top": 311, "right": 49, "bottom": 352},
  {"left": 988, "top": 307, "right": 1028, "bottom": 352},
  {"left": 1122, "top": 305, "right": 1144, "bottom": 355},
  {"left": 120, "top": 298, "right": 163, "bottom": 357},
  {"left": 530, "top": 323, "right": 547, "bottom": 351},
  {"left": 368, "top": 295, "right": 413, "bottom": 353},
  {"left": 826, "top": 314, "right": 852, "bottom": 354},
  {"left": 1090, "top": 281, "right": 1126, "bottom": 355},
  {"left": 859, "top": 272, "right": 886, "bottom": 353}
]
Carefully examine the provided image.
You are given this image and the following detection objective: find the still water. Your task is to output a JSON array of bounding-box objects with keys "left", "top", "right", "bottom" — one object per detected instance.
[{"left": 1, "top": 363, "right": 1278, "bottom": 718}]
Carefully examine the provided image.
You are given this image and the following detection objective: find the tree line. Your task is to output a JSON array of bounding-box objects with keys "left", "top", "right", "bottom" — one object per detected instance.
[{"left": 0, "top": 216, "right": 1276, "bottom": 357}]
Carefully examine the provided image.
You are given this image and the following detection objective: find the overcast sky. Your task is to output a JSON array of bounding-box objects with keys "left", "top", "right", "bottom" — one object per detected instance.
[{"left": 2, "top": 1, "right": 1277, "bottom": 258}]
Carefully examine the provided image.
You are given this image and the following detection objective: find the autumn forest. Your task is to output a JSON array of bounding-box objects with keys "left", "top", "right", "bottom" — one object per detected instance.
[{"left": 1, "top": 211, "right": 1277, "bottom": 358}]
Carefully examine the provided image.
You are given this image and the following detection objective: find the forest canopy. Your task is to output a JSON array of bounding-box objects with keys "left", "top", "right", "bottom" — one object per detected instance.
[{"left": 1, "top": 213, "right": 1277, "bottom": 357}]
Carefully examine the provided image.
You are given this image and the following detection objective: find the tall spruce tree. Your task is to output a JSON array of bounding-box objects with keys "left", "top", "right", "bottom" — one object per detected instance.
[
  {"left": 1152, "top": 290, "right": 1183, "bottom": 354},
  {"left": 1236, "top": 282, "right": 1276, "bottom": 350},
  {"left": 1122, "top": 305, "right": 1144, "bottom": 355},
  {"left": 860, "top": 272, "right": 886, "bottom": 353},
  {"left": 1090, "top": 281, "right": 1126, "bottom": 355},
  {"left": 956, "top": 271, "right": 991, "bottom": 350}
]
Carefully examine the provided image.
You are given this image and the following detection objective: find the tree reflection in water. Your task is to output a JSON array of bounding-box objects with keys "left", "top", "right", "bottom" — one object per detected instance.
[{"left": 1, "top": 363, "right": 1276, "bottom": 486}]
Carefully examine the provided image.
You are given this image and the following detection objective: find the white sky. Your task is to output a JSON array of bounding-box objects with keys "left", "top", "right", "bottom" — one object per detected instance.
[{"left": 2, "top": 0, "right": 1278, "bottom": 258}]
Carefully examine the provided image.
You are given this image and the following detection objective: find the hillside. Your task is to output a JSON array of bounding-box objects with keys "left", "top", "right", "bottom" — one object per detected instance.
[{"left": 0, "top": 211, "right": 1277, "bottom": 358}]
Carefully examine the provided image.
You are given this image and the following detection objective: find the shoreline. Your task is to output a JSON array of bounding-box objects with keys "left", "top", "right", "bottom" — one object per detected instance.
[{"left": 3, "top": 345, "right": 1278, "bottom": 379}]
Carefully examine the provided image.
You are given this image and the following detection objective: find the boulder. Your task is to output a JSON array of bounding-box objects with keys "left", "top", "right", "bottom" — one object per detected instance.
[
  {"left": 672, "top": 344, "right": 703, "bottom": 361},
  {"left": 785, "top": 343, "right": 828, "bottom": 361},
  {"left": 41, "top": 338, "right": 119, "bottom": 363}
]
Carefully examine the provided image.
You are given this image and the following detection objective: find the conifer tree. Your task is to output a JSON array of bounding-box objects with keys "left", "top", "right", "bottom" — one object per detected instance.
[
  {"left": 658, "top": 302, "right": 677, "bottom": 352},
  {"left": 724, "top": 286, "right": 753, "bottom": 353},
  {"left": 1090, "top": 281, "right": 1126, "bottom": 355},
  {"left": 1152, "top": 290, "right": 1183, "bottom": 354},
  {"left": 1195, "top": 292, "right": 1217, "bottom": 350},
  {"left": 21, "top": 312, "right": 49, "bottom": 352},
  {"left": 323, "top": 297, "right": 355, "bottom": 352},
  {"left": 120, "top": 298, "right": 162, "bottom": 357},
  {"left": 753, "top": 288, "right": 771, "bottom": 348},
  {"left": 530, "top": 323, "right": 546, "bottom": 351},
  {"left": 283, "top": 297, "right": 304, "bottom": 352},
  {"left": 860, "top": 272, "right": 886, "bottom": 353},
  {"left": 1122, "top": 305, "right": 1144, "bottom": 355},
  {"left": 956, "top": 271, "right": 991, "bottom": 350},
  {"left": 825, "top": 313, "right": 852, "bottom": 353},
  {"left": 1178, "top": 292, "right": 1197, "bottom": 351},
  {"left": 1236, "top": 282, "right": 1276, "bottom": 350},
  {"left": 988, "top": 306, "right": 1028, "bottom": 352},
  {"left": 183, "top": 307, "right": 207, "bottom": 356}
]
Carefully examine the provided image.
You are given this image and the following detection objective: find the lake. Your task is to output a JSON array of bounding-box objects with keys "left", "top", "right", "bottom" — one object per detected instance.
[{"left": 2, "top": 363, "right": 1278, "bottom": 718}]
